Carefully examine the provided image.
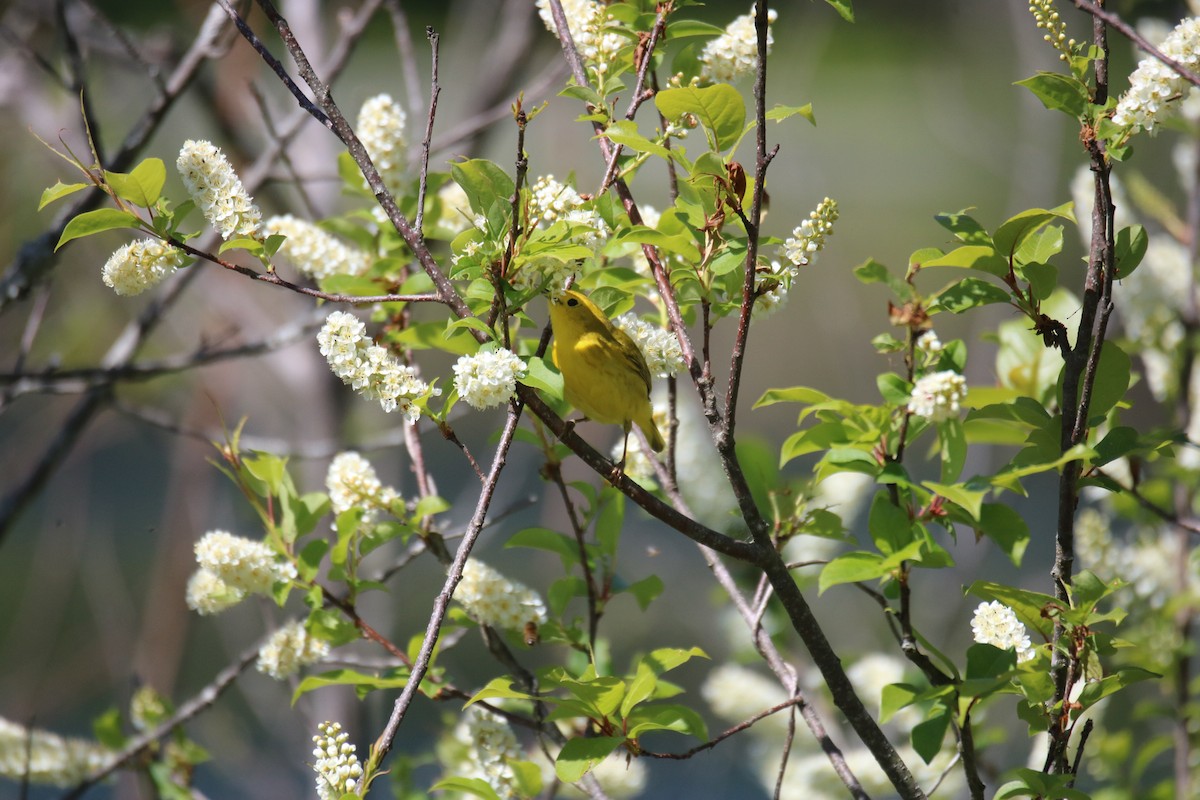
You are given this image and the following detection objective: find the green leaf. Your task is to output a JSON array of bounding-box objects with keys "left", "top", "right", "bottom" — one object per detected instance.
[
  {"left": 881, "top": 683, "right": 920, "bottom": 724},
  {"left": 506, "top": 527, "right": 581, "bottom": 569},
  {"left": 938, "top": 418, "right": 966, "bottom": 484},
  {"left": 625, "top": 574, "right": 664, "bottom": 610},
  {"left": 922, "top": 245, "right": 1007, "bottom": 277},
  {"left": 934, "top": 209, "right": 991, "bottom": 245},
  {"left": 105, "top": 158, "right": 166, "bottom": 207},
  {"left": 1020, "top": 261, "right": 1057, "bottom": 301},
  {"left": 765, "top": 103, "right": 815, "bottom": 125},
  {"left": 924, "top": 481, "right": 985, "bottom": 522},
  {"left": 911, "top": 709, "right": 950, "bottom": 763},
  {"left": 1114, "top": 224, "right": 1148, "bottom": 279},
  {"left": 976, "top": 503, "right": 1030, "bottom": 566},
  {"left": 1015, "top": 72, "right": 1089, "bottom": 118},
  {"left": 413, "top": 494, "right": 450, "bottom": 519},
  {"left": 641, "top": 646, "right": 708, "bottom": 675},
  {"left": 824, "top": 0, "right": 855, "bottom": 23},
  {"left": 243, "top": 451, "right": 287, "bottom": 495},
  {"left": 929, "top": 277, "right": 1010, "bottom": 313},
  {"left": 868, "top": 492, "right": 915, "bottom": 555},
  {"left": 655, "top": 84, "right": 746, "bottom": 152},
  {"left": 1092, "top": 426, "right": 1138, "bottom": 467},
  {"left": 595, "top": 491, "right": 626, "bottom": 559},
  {"left": 876, "top": 372, "right": 911, "bottom": 406},
  {"left": 755, "top": 386, "right": 830, "bottom": 408},
  {"left": 555, "top": 737, "right": 624, "bottom": 783},
  {"left": 854, "top": 257, "right": 912, "bottom": 299},
  {"left": 1083, "top": 341, "right": 1131, "bottom": 419},
  {"left": 292, "top": 668, "right": 409, "bottom": 703},
  {"left": 56, "top": 208, "right": 143, "bottom": 250},
  {"left": 297, "top": 539, "right": 329, "bottom": 581},
  {"left": 621, "top": 663, "right": 658, "bottom": 719},
  {"left": 467, "top": 676, "right": 539, "bottom": 707},
  {"left": 818, "top": 551, "right": 886, "bottom": 592},
  {"left": 429, "top": 777, "right": 502, "bottom": 800},
  {"left": 602, "top": 120, "right": 672, "bottom": 160},
  {"left": 993, "top": 205, "right": 1074, "bottom": 260},
  {"left": 522, "top": 356, "right": 564, "bottom": 399},
  {"left": 450, "top": 159, "right": 515, "bottom": 217},
  {"left": 1015, "top": 224, "right": 1064, "bottom": 266},
  {"left": 1075, "top": 667, "right": 1159, "bottom": 711},
  {"left": 663, "top": 19, "right": 726, "bottom": 40},
  {"left": 626, "top": 703, "right": 708, "bottom": 739},
  {"left": 38, "top": 180, "right": 90, "bottom": 210},
  {"left": 995, "top": 769, "right": 1091, "bottom": 800},
  {"left": 966, "top": 643, "right": 1017, "bottom": 680}
]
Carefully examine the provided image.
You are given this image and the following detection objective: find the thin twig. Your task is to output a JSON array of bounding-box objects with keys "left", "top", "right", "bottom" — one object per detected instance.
[
  {"left": 369, "top": 403, "right": 524, "bottom": 766},
  {"left": 413, "top": 27, "right": 440, "bottom": 236},
  {"left": 61, "top": 642, "right": 261, "bottom": 799},
  {"left": 0, "top": 312, "right": 324, "bottom": 396},
  {"left": 642, "top": 696, "right": 806, "bottom": 759}
]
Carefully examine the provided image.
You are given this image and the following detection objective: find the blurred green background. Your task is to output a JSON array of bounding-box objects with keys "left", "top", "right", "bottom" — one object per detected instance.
[{"left": 0, "top": 0, "right": 1177, "bottom": 797}]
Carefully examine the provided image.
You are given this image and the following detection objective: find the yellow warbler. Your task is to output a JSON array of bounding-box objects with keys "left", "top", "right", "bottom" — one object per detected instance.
[{"left": 549, "top": 290, "right": 666, "bottom": 465}]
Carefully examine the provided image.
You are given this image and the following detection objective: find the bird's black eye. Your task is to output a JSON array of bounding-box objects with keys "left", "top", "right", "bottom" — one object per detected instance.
[{"left": 567, "top": 298, "right": 579, "bottom": 307}]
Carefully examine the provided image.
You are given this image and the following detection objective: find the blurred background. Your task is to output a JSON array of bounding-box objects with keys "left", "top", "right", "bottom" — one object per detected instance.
[{"left": 0, "top": 0, "right": 1182, "bottom": 797}]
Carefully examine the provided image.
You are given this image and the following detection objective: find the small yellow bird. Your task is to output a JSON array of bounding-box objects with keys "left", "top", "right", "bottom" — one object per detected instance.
[{"left": 549, "top": 290, "right": 666, "bottom": 467}]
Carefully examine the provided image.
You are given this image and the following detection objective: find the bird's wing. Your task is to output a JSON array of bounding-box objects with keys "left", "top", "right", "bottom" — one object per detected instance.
[{"left": 611, "top": 327, "right": 652, "bottom": 394}]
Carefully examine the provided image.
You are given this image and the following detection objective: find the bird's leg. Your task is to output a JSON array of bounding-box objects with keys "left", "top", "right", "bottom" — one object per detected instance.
[{"left": 609, "top": 427, "right": 631, "bottom": 482}]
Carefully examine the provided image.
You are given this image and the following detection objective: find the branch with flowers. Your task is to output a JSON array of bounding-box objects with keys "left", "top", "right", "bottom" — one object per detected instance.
[{"left": 5, "top": 0, "right": 1200, "bottom": 798}]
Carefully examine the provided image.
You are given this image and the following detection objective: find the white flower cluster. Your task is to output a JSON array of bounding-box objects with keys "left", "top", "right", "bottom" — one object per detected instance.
[
  {"left": 781, "top": 197, "right": 839, "bottom": 273},
  {"left": 455, "top": 559, "right": 548, "bottom": 631},
  {"left": 326, "top": 451, "right": 399, "bottom": 519},
  {"left": 752, "top": 264, "right": 790, "bottom": 318},
  {"left": 698, "top": 6, "right": 778, "bottom": 84},
  {"left": 454, "top": 706, "right": 522, "bottom": 799},
  {"left": 528, "top": 175, "right": 609, "bottom": 251},
  {"left": 915, "top": 330, "right": 944, "bottom": 357},
  {"left": 312, "top": 721, "right": 364, "bottom": 800},
  {"left": 754, "top": 197, "right": 839, "bottom": 317},
  {"left": 0, "top": 717, "right": 112, "bottom": 787},
  {"left": 529, "top": 174, "right": 581, "bottom": 224},
  {"left": 317, "top": 310, "right": 437, "bottom": 421},
  {"left": 453, "top": 349, "right": 528, "bottom": 410},
  {"left": 185, "top": 530, "right": 297, "bottom": 615},
  {"left": 1112, "top": 17, "right": 1200, "bottom": 134},
  {"left": 264, "top": 215, "right": 370, "bottom": 280},
  {"left": 511, "top": 175, "right": 610, "bottom": 293},
  {"left": 535, "top": 0, "right": 625, "bottom": 77},
  {"left": 256, "top": 619, "right": 330, "bottom": 679},
  {"left": 971, "top": 600, "right": 1035, "bottom": 662},
  {"left": 176, "top": 139, "right": 261, "bottom": 240},
  {"left": 101, "top": 238, "right": 185, "bottom": 296},
  {"left": 1029, "top": 0, "right": 1075, "bottom": 61},
  {"left": 613, "top": 314, "right": 686, "bottom": 378},
  {"left": 357, "top": 93, "right": 408, "bottom": 192},
  {"left": 907, "top": 370, "right": 967, "bottom": 423}
]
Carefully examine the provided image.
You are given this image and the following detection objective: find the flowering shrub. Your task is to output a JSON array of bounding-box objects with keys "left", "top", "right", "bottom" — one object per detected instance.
[{"left": 12, "top": 1, "right": 1200, "bottom": 799}]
